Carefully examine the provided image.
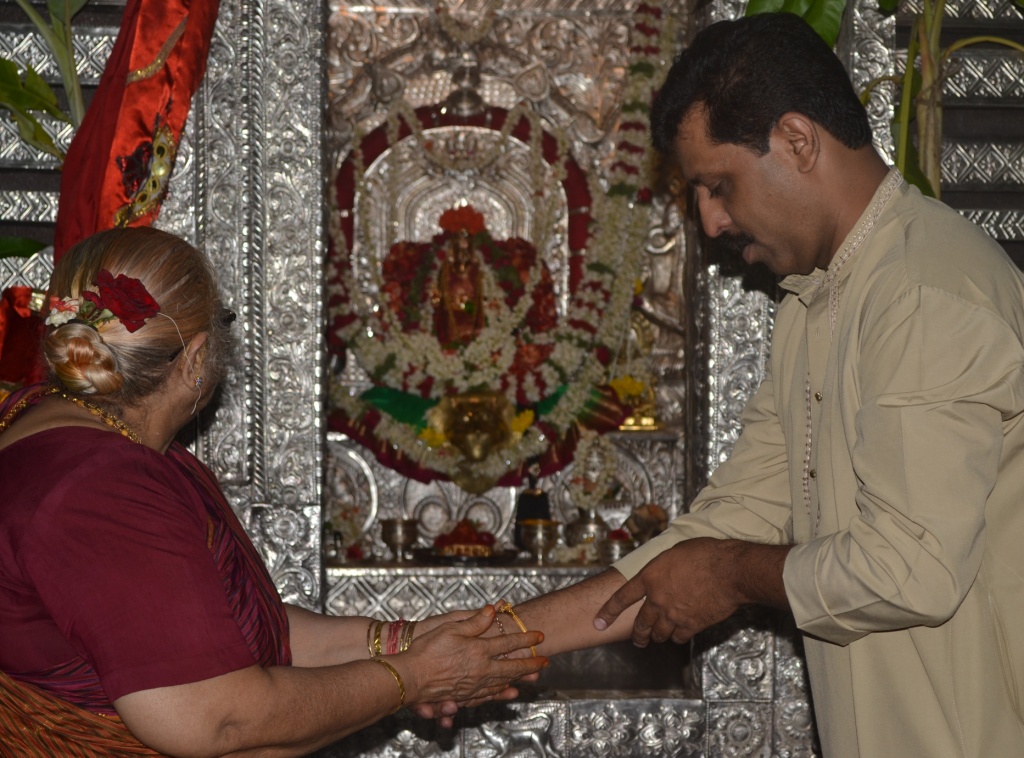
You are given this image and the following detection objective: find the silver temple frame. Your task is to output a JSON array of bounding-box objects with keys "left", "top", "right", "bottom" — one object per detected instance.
[{"left": 18, "top": 0, "right": 1024, "bottom": 754}]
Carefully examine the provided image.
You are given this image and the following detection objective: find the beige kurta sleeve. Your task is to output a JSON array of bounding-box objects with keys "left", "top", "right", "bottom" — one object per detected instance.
[
  {"left": 785, "top": 285, "right": 1024, "bottom": 645},
  {"left": 614, "top": 357, "right": 795, "bottom": 579}
]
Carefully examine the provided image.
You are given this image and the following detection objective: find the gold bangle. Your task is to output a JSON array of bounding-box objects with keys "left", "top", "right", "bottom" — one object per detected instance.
[
  {"left": 372, "top": 620, "right": 385, "bottom": 657},
  {"left": 372, "top": 657, "right": 405, "bottom": 713},
  {"left": 400, "top": 620, "right": 417, "bottom": 652},
  {"left": 366, "top": 619, "right": 378, "bottom": 658},
  {"left": 496, "top": 601, "right": 536, "bottom": 657}
]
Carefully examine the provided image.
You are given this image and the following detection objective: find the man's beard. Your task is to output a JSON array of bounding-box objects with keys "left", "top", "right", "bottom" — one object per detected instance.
[{"left": 712, "top": 231, "right": 756, "bottom": 257}]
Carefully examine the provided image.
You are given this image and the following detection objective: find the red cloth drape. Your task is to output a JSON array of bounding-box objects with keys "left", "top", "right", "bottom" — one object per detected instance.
[
  {"left": 0, "top": 287, "right": 45, "bottom": 391},
  {"left": 53, "top": 0, "right": 220, "bottom": 259}
]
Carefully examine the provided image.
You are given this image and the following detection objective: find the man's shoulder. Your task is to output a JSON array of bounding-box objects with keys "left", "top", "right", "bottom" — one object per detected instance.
[{"left": 867, "top": 187, "right": 1022, "bottom": 303}]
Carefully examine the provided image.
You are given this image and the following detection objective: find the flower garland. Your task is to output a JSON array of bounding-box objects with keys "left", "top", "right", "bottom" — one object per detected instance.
[
  {"left": 327, "top": 2, "right": 672, "bottom": 490},
  {"left": 566, "top": 428, "right": 619, "bottom": 511},
  {"left": 46, "top": 270, "right": 160, "bottom": 332}
]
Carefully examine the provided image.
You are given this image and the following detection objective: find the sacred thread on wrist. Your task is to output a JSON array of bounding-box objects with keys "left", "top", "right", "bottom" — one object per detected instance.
[
  {"left": 372, "top": 657, "right": 405, "bottom": 713},
  {"left": 496, "top": 601, "right": 536, "bottom": 657}
]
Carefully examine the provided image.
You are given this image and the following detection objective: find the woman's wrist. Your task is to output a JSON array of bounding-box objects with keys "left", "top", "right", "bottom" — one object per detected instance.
[{"left": 365, "top": 618, "right": 417, "bottom": 657}]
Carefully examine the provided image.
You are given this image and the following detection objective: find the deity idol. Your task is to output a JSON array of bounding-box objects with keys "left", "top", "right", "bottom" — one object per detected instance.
[{"left": 434, "top": 228, "right": 485, "bottom": 346}]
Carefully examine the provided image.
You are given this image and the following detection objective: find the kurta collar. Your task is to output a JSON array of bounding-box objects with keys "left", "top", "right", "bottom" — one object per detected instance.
[{"left": 780, "top": 169, "right": 906, "bottom": 309}]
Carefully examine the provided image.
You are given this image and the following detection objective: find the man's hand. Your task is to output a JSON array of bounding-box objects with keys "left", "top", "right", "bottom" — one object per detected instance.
[{"left": 593, "top": 538, "right": 791, "bottom": 646}]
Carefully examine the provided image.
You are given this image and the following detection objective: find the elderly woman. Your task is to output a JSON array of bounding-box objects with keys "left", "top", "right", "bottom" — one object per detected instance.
[{"left": 0, "top": 227, "right": 545, "bottom": 757}]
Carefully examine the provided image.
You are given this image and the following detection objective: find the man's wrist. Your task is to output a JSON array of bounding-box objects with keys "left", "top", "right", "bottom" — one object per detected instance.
[{"left": 725, "top": 539, "right": 792, "bottom": 610}]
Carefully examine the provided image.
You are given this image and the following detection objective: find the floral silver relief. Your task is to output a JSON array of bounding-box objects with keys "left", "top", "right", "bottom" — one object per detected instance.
[
  {"left": 570, "top": 703, "right": 633, "bottom": 758},
  {"left": 182, "top": 0, "right": 326, "bottom": 608},
  {"left": 708, "top": 703, "right": 771, "bottom": 758},
  {"left": 636, "top": 704, "right": 704, "bottom": 757}
]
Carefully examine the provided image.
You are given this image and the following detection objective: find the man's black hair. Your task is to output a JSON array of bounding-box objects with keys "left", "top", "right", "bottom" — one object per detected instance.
[{"left": 650, "top": 13, "right": 874, "bottom": 157}]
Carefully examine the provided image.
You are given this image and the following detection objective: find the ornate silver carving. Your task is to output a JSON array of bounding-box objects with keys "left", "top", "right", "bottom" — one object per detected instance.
[
  {"left": 324, "top": 428, "right": 679, "bottom": 559},
  {"left": 0, "top": 29, "right": 114, "bottom": 83},
  {"left": 705, "top": 267, "right": 775, "bottom": 471},
  {"left": 465, "top": 701, "right": 568, "bottom": 758},
  {"left": 0, "top": 118, "right": 70, "bottom": 169},
  {"left": 0, "top": 190, "right": 59, "bottom": 223},
  {"left": 928, "top": 48, "right": 1024, "bottom": 100},
  {"left": 350, "top": 125, "right": 571, "bottom": 313},
  {"left": 943, "top": 142, "right": 1024, "bottom": 186},
  {"left": 962, "top": 209, "right": 1024, "bottom": 242},
  {"left": 840, "top": 0, "right": 896, "bottom": 160},
  {"left": 324, "top": 565, "right": 594, "bottom": 619},
  {"left": 707, "top": 703, "right": 771, "bottom": 758},
  {"left": 0, "top": 248, "right": 53, "bottom": 290},
  {"left": 901, "top": 0, "right": 1024, "bottom": 19},
  {"left": 173, "top": 0, "right": 327, "bottom": 607}
]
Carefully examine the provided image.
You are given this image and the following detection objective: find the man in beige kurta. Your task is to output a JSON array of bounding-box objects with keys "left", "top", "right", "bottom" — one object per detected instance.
[
  {"left": 509, "top": 13, "right": 1024, "bottom": 758},
  {"left": 613, "top": 168, "right": 1024, "bottom": 756}
]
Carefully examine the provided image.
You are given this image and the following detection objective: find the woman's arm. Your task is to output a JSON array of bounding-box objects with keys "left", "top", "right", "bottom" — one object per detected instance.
[
  {"left": 114, "top": 606, "right": 545, "bottom": 758},
  {"left": 285, "top": 604, "right": 483, "bottom": 667},
  {"left": 284, "top": 604, "right": 374, "bottom": 666}
]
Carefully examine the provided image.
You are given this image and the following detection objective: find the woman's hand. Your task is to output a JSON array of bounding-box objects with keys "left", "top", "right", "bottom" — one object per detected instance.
[{"left": 391, "top": 605, "right": 546, "bottom": 708}]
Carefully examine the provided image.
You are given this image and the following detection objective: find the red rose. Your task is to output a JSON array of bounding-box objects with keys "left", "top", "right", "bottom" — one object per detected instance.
[{"left": 82, "top": 270, "right": 160, "bottom": 333}]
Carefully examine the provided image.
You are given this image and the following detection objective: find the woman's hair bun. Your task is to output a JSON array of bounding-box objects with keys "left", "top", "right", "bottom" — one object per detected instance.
[{"left": 43, "top": 323, "right": 124, "bottom": 395}]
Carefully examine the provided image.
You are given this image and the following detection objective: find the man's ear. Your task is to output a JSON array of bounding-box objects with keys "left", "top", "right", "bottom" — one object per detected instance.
[{"left": 775, "top": 112, "right": 820, "bottom": 173}]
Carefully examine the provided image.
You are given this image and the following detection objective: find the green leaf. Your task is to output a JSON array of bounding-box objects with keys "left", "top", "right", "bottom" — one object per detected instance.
[
  {"left": 360, "top": 386, "right": 438, "bottom": 428},
  {"left": 0, "top": 58, "right": 68, "bottom": 159},
  {"left": 10, "top": 111, "right": 62, "bottom": 159},
  {"left": 0, "top": 59, "right": 69, "bottom": 121},
  {"left": 745, "top": 0, "right": 787, "bottom": 14},
  {"left": 890, "top": 108, "right": 934, "bottom": 198},
  {"left": 0, "top": 236, "right": 46, "bottom": 258},
  {"left": 802, "top": 0, "right": 847, "bottom": 47},
  {"left": 534, "top": 386, "right": 567, "bottom": 417},
  {"left": 877, "top": 0, "right": 900, "bottom": 13},
  {"left": 747, "top": 0, "right": 847, "bottom": 47},
  {"left": 46, "top": 0, "right": 89, "bottom": 22}
]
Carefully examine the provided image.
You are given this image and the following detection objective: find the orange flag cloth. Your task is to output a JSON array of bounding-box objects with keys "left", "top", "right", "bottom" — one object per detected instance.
[{"left": 53, "top": 0, "right": 220, "bottom": 259}]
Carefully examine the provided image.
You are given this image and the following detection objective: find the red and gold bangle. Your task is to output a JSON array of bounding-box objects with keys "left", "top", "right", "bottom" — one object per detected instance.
[{"left": 386, "top": 619, "right": 406, "bottom": 655}]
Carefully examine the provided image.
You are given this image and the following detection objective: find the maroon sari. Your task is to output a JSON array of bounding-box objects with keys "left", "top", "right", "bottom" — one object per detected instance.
[{"left": 0, "top": 384, "right": 291, "bottom": 755}]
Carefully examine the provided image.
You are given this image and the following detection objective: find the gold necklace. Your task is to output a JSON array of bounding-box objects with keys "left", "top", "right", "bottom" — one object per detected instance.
[{"left": 54, "top": 388, "right": 143, "bottom": 445}]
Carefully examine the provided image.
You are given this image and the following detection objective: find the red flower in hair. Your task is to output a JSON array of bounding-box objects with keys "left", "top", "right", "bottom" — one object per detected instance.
[
  {"left": 82, "top": 270, "right": 160, "bottom": 333},
  {"left": 438, "top": 206, "right": 486, "bottom": 235}
]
